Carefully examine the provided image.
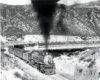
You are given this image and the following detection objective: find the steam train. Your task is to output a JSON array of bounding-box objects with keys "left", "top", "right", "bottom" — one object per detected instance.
[{"left": 8, "top": 45, "right": 56, "bottom": 75}]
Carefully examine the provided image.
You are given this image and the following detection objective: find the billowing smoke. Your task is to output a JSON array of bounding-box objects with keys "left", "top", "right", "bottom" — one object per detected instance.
[{"left": 31, "top": 0, "right": 59, "bottom": 51}]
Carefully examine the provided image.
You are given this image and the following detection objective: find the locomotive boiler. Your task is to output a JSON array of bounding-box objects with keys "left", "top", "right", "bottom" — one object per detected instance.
[{"left": 8, "top": 46, "right": 55, "bottom": 75}]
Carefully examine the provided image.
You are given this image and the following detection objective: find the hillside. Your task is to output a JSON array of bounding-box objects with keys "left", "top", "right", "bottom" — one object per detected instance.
[{"left": 0, "top": 1, "right": 100, "bottom": 37}]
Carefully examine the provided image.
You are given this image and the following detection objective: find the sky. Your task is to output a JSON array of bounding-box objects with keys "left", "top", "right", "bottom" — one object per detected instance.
[
  {"left": 58, "top": 0, "right": 98, "bottom": 5},
  {"left": 0, "top": 0, "right": 98, "bottom": 5}
]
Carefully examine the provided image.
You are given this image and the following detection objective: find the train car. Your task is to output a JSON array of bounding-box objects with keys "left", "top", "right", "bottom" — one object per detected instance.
[{"left": 8, "top": 46, "right": 55, "bottom": 75}]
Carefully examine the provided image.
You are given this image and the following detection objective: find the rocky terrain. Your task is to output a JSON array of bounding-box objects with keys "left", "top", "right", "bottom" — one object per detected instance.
[{"left": 0, "top": 1, "right": 100, "bottom": 37}]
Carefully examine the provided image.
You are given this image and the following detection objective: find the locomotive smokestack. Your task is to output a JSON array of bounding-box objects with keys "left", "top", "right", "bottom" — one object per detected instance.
[{"left": 31, "top": 0, "right": 59, "bottom": 52}]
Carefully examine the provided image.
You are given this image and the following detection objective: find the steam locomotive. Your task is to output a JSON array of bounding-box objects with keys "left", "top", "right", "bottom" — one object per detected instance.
[{"left": 8, "top": 45, "right": 56, "bottom": 75}]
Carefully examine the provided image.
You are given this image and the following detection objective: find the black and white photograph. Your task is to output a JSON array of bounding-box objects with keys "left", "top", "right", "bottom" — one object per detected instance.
[{"left": 0, "top": 0, "right": 100, "bottom": 80}]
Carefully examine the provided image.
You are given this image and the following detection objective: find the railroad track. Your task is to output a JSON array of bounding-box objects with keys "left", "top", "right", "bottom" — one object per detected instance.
[
  {"left": 49, "top": 74, "right": 69, "bottom": 80},
  {"left": 2, "top": 43, "right": 100, "bottom": 50}
]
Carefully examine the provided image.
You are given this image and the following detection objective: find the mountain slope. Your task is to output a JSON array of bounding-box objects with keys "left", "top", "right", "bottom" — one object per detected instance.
[{"left": 0, "top": 1, "right": 100, "bottom": 37}]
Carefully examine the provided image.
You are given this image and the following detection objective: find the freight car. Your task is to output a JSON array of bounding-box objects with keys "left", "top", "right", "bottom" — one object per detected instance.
[{"left": 8, "top": 46, "right": 55, "bottom": 75}]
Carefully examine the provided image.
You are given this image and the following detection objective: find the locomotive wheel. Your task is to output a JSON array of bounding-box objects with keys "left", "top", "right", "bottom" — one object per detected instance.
[
  {"left": 31, "top": 59, "right": 35, "bottom": 65},
  {"left": 28, "top": 61, "right": 32, "bottom": 66},
  {"left": 28, "top": 59, "right": 35, "bottom": 66},
  {"left": 24, "top": 60, "right": 28, "bottom": 64},
  {"left": 41, "top": 69, "right": 45, "bottom": 73},
  {"left": 40, "top": 65, "right": 45, "bottom": 73},
  {"left": 36, "top": 63, "right": 41, "bottom": 71}
]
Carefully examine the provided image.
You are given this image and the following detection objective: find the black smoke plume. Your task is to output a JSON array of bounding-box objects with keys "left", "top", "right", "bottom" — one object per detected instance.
[{"left": 31, "top": 0, "right": 59, "bottom": 51}]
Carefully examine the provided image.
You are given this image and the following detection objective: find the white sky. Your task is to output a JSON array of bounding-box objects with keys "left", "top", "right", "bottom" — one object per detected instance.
[
  {"left": 58, "top": 0, "right": 98, "bottom": 5},
  {"left": 0, "top": 0, "right": 98, "bottom": 5},
  {"left": 0, "top": 0, "right": 31, "bottom": 5}
]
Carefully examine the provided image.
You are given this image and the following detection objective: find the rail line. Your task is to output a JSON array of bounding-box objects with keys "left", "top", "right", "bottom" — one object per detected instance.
[{"left": 49, "top": 74, "right": 68, "bottom": 80}]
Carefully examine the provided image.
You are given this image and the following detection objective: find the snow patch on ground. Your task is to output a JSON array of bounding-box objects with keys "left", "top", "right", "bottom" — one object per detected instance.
[
  {"left": 54, "top": 55, "right": 78, "bottom": 76},
  {"left": 54, "top": 48, "right": 100, "bottom": 80},
  {"left": 1, "top": 68, "right": 24, "bottom": 80}
]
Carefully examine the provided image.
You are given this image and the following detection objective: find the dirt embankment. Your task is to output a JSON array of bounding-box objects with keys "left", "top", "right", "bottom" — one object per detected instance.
[{"left": 54, "top": 47, "right": 100, "bottom": 80}]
